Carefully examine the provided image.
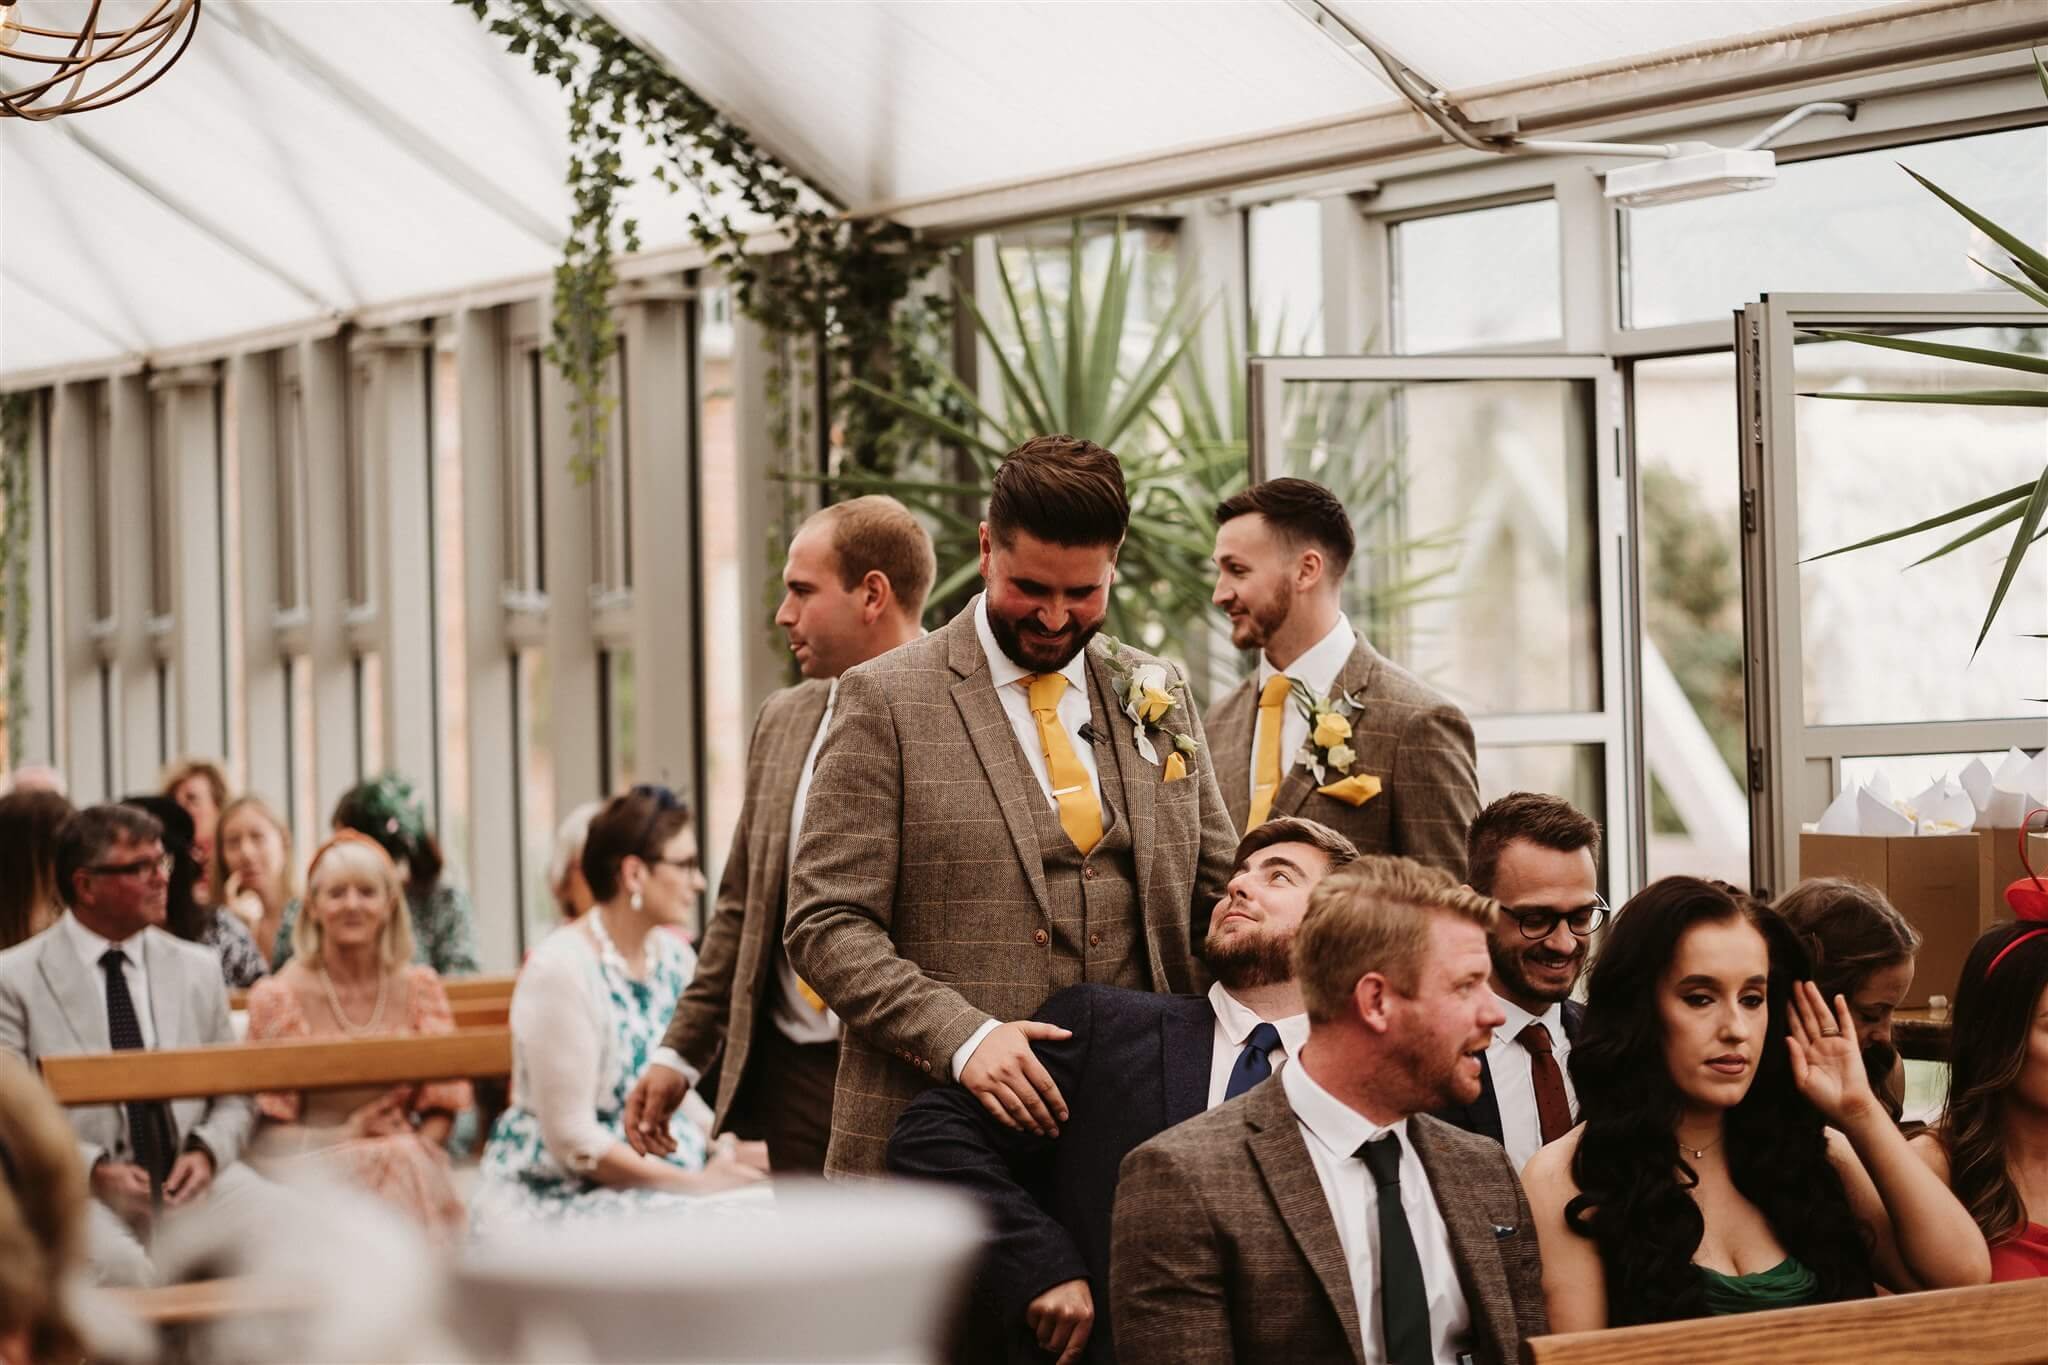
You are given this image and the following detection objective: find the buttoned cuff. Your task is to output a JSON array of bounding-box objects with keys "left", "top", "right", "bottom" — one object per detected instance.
[
  {"left": 950, "top": 1019, "right": 1003, "bottom": 1083},
  {"left": 647, "top": 1046, "right": 701, "bottom": 1087}
]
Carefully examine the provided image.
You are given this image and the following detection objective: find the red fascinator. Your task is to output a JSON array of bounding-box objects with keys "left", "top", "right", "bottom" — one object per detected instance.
[{"left": 1988, "top": 808, "right": 2048, "bottom": 977}]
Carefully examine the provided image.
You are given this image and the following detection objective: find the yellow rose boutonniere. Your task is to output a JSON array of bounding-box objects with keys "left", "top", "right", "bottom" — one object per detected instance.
[
  {"left": 1292, "top": 683, "right": 1381, "bottom": 808},
  {"left": 1096, "top": 635, "right": 1203, "bottom": 774},
  {"left": 1311, "top": 710, "right": 1352, "bottom": 751}
]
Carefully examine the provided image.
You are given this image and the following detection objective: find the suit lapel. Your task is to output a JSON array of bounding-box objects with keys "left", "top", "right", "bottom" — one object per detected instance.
[
  {"left": 1087, "top": 643, "right": 1156, "bottom": 906},
  {"left": 759, "top": 682, "right": 833, "bottom": 925},
  {"left": 1411, "top": 1116, "right": 1514, "bottom": 1365},
  {"left": 38, "top": 923, "right": 110, "bottom": 1051},
  {"left": 1207, "top": 677, "right": 1254, "bottom": 834},
  {"left": 1160, "top": 995, "right": 1213, "bottom": 1126},
  {"left": 1273, "top": 639, "right": 1379, "bottom": 820},
  {"left": 1244, "top": 1081, "right": 1366, "bottom": 1365},
  {"left": 141, "top": 930, "right": 181, "bottom": 1049},
  {"left": 946, "top": 612, "right": 1053, "bottom": 921}
]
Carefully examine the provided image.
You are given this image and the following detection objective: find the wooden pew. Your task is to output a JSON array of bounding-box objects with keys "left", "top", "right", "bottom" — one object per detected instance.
[
  {"left": 227, "top": 972, "right": 518, "bottom": 1016},
  {"left": 41, "top": 1028, "right": 512, "bottom": 1104},
  {"left": 1520, "top": 1278, "right": 2048, "bottom": 1365}
]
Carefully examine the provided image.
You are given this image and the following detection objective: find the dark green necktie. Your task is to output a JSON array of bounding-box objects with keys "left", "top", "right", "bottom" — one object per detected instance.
[{"left": 1357, "top": 1131, "right": 1431, "bottom": 1365}]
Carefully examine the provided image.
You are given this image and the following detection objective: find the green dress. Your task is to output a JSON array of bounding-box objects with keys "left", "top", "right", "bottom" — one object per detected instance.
[{"left": 1699, "top": 1257, "right": 1820, "bottom": 1315}]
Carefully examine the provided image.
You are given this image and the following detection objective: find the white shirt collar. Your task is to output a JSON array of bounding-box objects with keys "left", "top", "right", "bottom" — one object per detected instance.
[
  {"left": 1281, "top": 1044, "right": 1408, "bottom": 1159},
  {"left": 974, "top": 592, "right": 1090, "bottom": 694},
  {"left": 1488, "top": 994, "right": 1567, "bottom": 1052},
  {"left": 1207, "top": 981, "right": 1310, "bottom": 1052},
  {"left": 57, "top": 909, "right": 140, "bottom": 971},
  {"left": 1256, "top": 614, "right": 1356, "bottom": 697}
]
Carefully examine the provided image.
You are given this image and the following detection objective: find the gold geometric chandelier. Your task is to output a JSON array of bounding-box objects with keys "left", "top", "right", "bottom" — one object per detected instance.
[{"left": 0, "top": 0, "right": 202, "bottom": 121}]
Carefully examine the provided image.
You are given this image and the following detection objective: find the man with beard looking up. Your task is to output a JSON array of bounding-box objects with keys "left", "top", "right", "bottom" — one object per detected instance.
[
  {"left": 1436, "top": 792, "right": 1601, "bottom": 1173},
  {"left": 786, "top": 435, "right": 1239, "bottom": 1177},
  {"left": 1207, "top": 478, "right": 1478, "bottom": 884},
  {"left": 888, "top": 817, "right": 1358, "bottom": 1365}
]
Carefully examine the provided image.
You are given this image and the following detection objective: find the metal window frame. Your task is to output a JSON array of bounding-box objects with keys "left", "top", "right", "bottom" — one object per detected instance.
[
  {"left": 1249, "top": 352, "right": 1641, "bottom": 894},
  {"left": 1736, "top": 291, "right": 2048, "bottom": 892}
]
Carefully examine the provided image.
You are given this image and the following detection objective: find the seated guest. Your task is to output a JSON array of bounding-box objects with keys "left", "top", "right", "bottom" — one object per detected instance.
[
  {"left": 0, "top": 1052, "right": 88, "bottom": 1365},
  {"left": 1112, "top": 857, "right": 1542, "bottom": 1365},
  {"left": 471, "top": 786, "right": 764, "bottom": 1233},
  {"left": 1524, "top": 878, "right": 1988, "bottom": 1330},
  {"left": 0, "top": 804, "right": 262, "bottom": 1286},
  {"left": 0, "top": 788, "right": 73, "bottom": 951},
  {"left": 123, "top": 796, "right": 267, "bottom": 990},
  {"left": 548, "top": 801, "right": 604, "bottom": 922},
  {"left": 244, "top": 831, "right": 469, "bottom": 1244},
  {"left": 274, "top": 774, "right": 481, "bottom": 977},
  {"left": 1437, "top": 792, "right": 1600, "bottom": 1171},
  {"left": 1778, "top": 877, "right": 1921, "bottom": 1123},
  {"left": 1911, "top": 920, "right": 2048, "bottom": 1279},
  {"left": 160, "top": 758, "right": 228, "bottom": 907},
  {"left": 211, "top": 794, "right": 299, "bottom": 968},
  {"left": 890, "top": 817, "right": 1359, "bottom": 1365}
]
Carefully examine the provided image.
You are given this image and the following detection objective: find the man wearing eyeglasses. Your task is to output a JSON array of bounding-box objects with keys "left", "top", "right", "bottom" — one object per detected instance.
[
  {"left": 0, "top": 803, "right": 259, "bottom": 1285},
  {"left": 1436, "top": 792, "right": 1603, "bottom": 1172}
]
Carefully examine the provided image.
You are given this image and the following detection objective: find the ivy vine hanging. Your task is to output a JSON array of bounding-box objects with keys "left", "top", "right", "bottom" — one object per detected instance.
[{"left": 0, "top": 392, "right": 31, "bottom": 767}]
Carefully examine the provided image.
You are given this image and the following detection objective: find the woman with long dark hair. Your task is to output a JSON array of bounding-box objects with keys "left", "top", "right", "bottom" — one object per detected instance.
[
  {"left": 1524, "top": 877, "right": 1987, "bottom": 1329},
  {"left": 1911, "top": 919, "right": 2048, "bottom": 1279},
  {"left": 1777, "top": 877, "right": 1921, "bottom": 1123}
]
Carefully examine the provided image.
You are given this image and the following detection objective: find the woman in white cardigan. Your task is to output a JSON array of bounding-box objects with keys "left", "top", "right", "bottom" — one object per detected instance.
[{"left": 470, "top": 787, "right": 766, "bottom": 1235}]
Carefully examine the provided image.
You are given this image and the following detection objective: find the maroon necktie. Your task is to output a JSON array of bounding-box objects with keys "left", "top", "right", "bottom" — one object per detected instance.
[{"left": 1518, "top": 1021, "right": 1572, "bottom": 1146}]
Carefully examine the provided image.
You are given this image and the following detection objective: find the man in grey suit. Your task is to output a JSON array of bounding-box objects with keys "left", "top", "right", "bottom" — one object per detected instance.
[
  {"left": 786, "top": 435, "right": 1240, "bottom": 1177},
  {"left": 624, "top": 495, "right": 934, "bottom": 1173},
  {"left": 0, "top": 804, "right": 260, "bottom": 1285},
  {"left": 1111, "top": 856, "right": 1544, "bottom": 1365},
  {"left": 1208, "top": 479, "right": 1479, "bottom": 887}
]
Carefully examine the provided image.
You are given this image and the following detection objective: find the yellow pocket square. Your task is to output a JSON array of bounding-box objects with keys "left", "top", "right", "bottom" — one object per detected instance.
[
  {"left": 1163, "top": 752, "right": 1190, "bottom": 784},
  {"left": 1316, "top": 773, "right": 1381, "bottom": 807}
]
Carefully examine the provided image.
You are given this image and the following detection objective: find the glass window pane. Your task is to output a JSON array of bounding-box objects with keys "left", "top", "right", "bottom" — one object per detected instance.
[
  {"left": 1248, "top": 200, "right": 1325, "bottom": 355},
  {"left": 1479, "top": 743, "right": 1610, "bottom": 885},
  {"left": 603, "top": 647, "right": 638, "bottom": 792},
  {"left": 1394, "top": 200, "right": 1560, "bottom": 353},
  {"left": 1794, "top": 326, "right": 2048, "bottom": 726},
  {"left": 1273, "top": 376, "right": 1600, "bottom": 716},
  {"left": 698, "top": 282, "right": 745, "bottom": 910},
  {"left": 516, "top": 646, "right": 557, "bottom": 953},
  {"left": 434, "top": 344, "right": 470, "bottom": 888},
  {"left": 1632, "top": 351, "right": 1751, "bottom": 886},
  {"left": 1624, "top": 126, "right": 2048, "bottom": 330}
]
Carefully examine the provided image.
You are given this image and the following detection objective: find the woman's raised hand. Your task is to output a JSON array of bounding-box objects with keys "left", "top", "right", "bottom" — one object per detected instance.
[{"left": 1786, "top": 978, "right": 1876, "bottom": 1126}]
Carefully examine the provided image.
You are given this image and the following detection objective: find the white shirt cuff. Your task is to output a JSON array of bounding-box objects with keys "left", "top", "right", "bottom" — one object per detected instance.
[
  {"left": 951, "top": 1019, "right": 1003, "bottom": 1083},
  {"left": 647, "top": 1046, "right": 701, "bottom": 1087}
]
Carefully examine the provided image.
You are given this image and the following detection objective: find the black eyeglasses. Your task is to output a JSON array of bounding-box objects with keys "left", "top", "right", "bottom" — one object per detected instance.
[
  {"left": 1503, "top": 896, "right": 1609, "bottom": 941},
  {"left": 85, "top": 854, "right": 174, "bottom": 882}
]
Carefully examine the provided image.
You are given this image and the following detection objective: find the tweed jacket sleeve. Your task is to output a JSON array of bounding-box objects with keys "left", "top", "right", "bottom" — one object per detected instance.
[
  {"left": 784, "top": 664, "right": 992, "bottom": 1073},
  {"left": 1390, "top": 701, "right": 1480, "bottom": 880},
  {"left": 1111, "top": 1136, "right": 1237, "bottom": 1365},
  {"left": 1179, "top": 675, "right": 1240, "bottom": 939},
  {"left": 660, "top": 701, "right": 768, "bottom": 1070}
]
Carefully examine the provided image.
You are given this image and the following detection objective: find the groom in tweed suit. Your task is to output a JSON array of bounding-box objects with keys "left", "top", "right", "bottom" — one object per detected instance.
[
  {"left": 786, "top": 436, "right": 1240, "bottom": 1177},
  {"left": 1112, "top": 857, "right": 1544, "bottom": 1365},
  {"left": 625, "top": 496, "right": 933, "bottom": 1174}
]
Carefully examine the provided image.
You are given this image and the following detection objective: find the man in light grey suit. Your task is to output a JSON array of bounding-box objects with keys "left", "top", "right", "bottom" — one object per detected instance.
[
  {"left": 0, "top": 804, "right": 260, "bottom": 1285},
  {"left": 786, "top": 435, "right": 1241, "bottom": 1177}
]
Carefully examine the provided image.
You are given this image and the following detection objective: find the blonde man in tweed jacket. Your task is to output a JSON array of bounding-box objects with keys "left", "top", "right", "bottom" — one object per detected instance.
[
  {"left": 1208, "top": 479, "right": 1478, "bottom": 887},
  {"left": 785, "top": 436, "right": 1240, "bottom": 1178}
]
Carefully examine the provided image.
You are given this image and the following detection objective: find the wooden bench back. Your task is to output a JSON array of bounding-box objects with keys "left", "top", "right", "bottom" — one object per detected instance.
[
  {"left": 1521, "top": 1278, "right": 2048, "bottom": 1365},
  {"left": 41, "top": 1028, "right": 512, "bottom": 1105},
  {"left": 227, "top": 971, "right": 517, "bottom": 1015}
]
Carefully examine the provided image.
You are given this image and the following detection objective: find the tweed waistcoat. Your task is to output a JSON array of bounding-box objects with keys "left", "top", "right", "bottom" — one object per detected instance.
[{"left": 1026, "top": 677, "right": 1148, "bottom": 994}]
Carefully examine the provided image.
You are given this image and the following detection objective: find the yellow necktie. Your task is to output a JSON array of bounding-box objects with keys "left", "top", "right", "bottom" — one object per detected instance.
[
  {"left": 1024, "top": 674, "right": 1103, "bottom": 855},
  {"left": 1246, "top": 673, "right": 1294, "bottom": 832}
]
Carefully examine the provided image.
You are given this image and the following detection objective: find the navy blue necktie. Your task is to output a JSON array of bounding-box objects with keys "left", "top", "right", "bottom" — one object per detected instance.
[
  {"left": 100, "top": 948, "right": 174, "bottom": 1196},
  {"left": 1224, "top": 1021, "right": 1281, "bottom": 1100}
]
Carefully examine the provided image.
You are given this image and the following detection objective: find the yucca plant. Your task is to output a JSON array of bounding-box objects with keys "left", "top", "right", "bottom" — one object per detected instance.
[
  {"left": 822, "top": 221, "right": 1453, "bottom": 668},
  {"left": 1800, "top": 54, "right": 2048, "bottom": 662}
]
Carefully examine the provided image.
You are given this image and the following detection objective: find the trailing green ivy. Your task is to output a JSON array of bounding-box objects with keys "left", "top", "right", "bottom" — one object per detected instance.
[
  {"left": 0, "top": 392, "right": 31, "bottom": 767},
  {"left": 463, "top": 0, "right": 952, "bottom": 477}
]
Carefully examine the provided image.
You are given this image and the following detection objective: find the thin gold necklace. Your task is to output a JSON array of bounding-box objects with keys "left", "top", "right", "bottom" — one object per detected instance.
[
  {"left": 319, "top": 965, "right": 389, "bottom": 1035},
  {"left": 1679, "top": 1131, "right": 1724, "bottom": 1161}
]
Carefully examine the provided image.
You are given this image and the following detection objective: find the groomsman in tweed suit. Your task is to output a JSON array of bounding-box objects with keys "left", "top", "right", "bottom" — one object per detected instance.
[
  {"left": 1207, "top": 479, "right": 1479, "bottom": 893},
  {"left": 785, "top": 435, "right": 1240, "bottom": 1177},
  {"left": 625, "top": 496, "right": 933, "bottom": 1174}
]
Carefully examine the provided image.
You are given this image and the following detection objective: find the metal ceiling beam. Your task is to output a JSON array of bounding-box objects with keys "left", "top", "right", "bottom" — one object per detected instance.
[{"left": 205, "top": 3, "right": 562, "bottom": 251}]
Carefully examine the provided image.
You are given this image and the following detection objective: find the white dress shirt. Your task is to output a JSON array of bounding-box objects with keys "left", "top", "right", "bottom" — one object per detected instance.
[
  {"left": 951, "top": 594, "right": 1106, "bottom": 1081},
  {"left": 1281, "top": 1056, "right": 1473, "bottom": 1365},
  {"left": 1250, "top": 615, "right": 1357, "bottom": 803},
  {"left": 1205, "top": 982, "right": 1308, "bottom": 1110},
  {"left": 59, "top": 911, "right": 156, "bottom": 1048},
  {"left": 1486, "top": 996, "right": 1577, "bottom": 1175},
  {"left": 771, "top": 680, "right": 842, "bottom": 1046}
]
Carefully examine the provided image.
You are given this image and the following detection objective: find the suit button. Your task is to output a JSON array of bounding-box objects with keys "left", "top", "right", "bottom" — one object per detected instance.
[
  {"left": 1084, "top": 866, "right": 1097, "bottom": 881},
  {"left": 1089, "top": 933, "right": 1101, "bottom": 947},
  {"left": 1033, "top": 929, "right": 1049, "bottom": 946}
]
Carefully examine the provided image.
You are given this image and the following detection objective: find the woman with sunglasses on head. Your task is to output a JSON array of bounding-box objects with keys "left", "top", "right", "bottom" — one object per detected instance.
[
  {"left": 1524, "top": 877, "right": 1987, "bottom": 1331},
  {"left": 1910, "top": 914, "right": 2048, "bottom": 1280},
  {"left": 471, "top": 786, "right": 766, "bottom": 1235}
]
